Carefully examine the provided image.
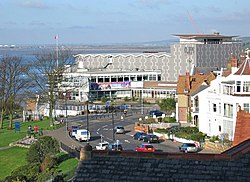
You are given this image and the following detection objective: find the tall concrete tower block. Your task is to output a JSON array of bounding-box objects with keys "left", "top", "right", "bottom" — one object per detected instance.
[{"left": 171, "top": 33, "right": 241, "bottom": 76}]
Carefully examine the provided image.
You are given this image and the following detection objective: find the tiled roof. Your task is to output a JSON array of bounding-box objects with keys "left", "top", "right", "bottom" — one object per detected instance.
[
  {"left": 176, "top": 72, "right": 216, "bottom": 95},
  {"left": 234, "top": 58, "right": 250, "bottom": 75}
]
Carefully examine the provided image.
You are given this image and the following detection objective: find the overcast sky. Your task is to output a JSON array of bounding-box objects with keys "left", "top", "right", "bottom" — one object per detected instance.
[{"left": 1, "top": 0, "right": 249, "bottom": 44}]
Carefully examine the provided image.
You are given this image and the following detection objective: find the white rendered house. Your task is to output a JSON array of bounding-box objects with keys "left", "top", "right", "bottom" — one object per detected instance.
[{"left": 192, "top": 54, "right": 250, "bottom": 141}]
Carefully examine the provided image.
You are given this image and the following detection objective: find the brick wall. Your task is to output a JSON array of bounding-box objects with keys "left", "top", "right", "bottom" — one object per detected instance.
[
  {"left": 233, "top": 107, "right": 250, "bottom": 146},
  {"left": 73, "top": 143, "right": 250, "bottom": 182}
]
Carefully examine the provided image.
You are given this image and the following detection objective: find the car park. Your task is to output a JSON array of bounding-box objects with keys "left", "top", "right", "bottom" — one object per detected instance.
[
  {"left": 68, "top": 126, "right": 79, "bottom": 138},
  {"left": 143, "top": 134, "right": 159, "bottom": 143},
  {"left": 96, "top": 141, "right": 109, "bottom": 150},
  {"left": 75, "top": 129, "right": 91, "bottom": 142},
  {"left": 135, "top": 144, "right": 155, "bottom": 152},
  {"left": 114, "top": 126, "right": 125, "bottom": 134},
  {"left": 133, "top": 132, "right": 147, "bottom": 141},
  {"left": 179, "top": 143, "right": 198, "bottom": 153},
  {"left": 107, "top": 143, "right": 124, "bottom": 151}
]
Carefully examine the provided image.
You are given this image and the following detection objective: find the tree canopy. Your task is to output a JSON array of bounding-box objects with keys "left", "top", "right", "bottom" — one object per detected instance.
[{"left": 157, "top": 98, "right": 176, "bottom": 115}]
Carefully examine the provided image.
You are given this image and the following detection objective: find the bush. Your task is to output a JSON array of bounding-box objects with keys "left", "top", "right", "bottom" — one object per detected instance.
[
  {"left": 175, "top": 127, "right": 205, "bottom": 142},
  {"left": 11, "top": 163, "right": 40, "bottom": 181},
  {"left": 27, "top": 136, "right": 60, "bottom": 164},
  {"left": 162, "top": 117, "right": 176, "bottom": 123}
]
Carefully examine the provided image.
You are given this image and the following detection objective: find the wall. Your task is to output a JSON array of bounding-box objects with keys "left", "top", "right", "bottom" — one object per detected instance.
[
  {"left": 73, "top": 143, "right": 250, "bottom": 182},
  {"left": 234, "top": 108, "right": 250, "bottom": 146}
]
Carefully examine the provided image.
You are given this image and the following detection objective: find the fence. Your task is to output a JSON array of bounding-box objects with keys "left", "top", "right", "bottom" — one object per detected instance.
[{"left": 60, "top": 142, "right": 80, "bottom": 159}]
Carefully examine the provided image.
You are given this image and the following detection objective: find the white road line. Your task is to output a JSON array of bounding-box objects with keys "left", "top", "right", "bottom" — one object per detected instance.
[
  {"left": 102, "top": 125, "right": 108, "bottom": 128},
  {"left": 106, "top": 137, "right": 113, "bottom": 141},
  {"left": 96, "top": 132, "right": 99, "bottom": 135},
  {"left": 124, "top": 140, "right": 130, "bottom": 143},
  {"left": 97, "top": 128, "right": 100, "bottom": 131}
]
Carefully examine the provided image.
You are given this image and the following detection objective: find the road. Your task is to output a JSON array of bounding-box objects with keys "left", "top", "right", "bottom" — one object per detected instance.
[{"left": 67, "top": 111, "right": 183, "bottom": 153}]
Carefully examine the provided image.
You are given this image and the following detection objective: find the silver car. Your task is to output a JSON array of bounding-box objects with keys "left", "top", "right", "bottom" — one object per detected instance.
[
  {"left": 114, "top": 126, "right": 125, "bottom": 134},
  {"left": 179, "top": 143, "right": 198, "bottom": 153}
]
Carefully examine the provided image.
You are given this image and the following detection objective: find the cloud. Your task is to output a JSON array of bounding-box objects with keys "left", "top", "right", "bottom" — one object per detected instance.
[
  {"left": 17, "top": 0, "right": 49, "bottom": 9},
  {"left": 29, "top": 21, "right": 46, "bottom": 26},
  {"left": 67, "top": 25, "right": 95, "bottom": 30},
  {"left": 136, "top": 0, "right": 173, "bottom": 9}
]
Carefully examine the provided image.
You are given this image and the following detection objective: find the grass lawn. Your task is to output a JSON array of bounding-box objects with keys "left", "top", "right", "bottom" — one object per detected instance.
[
  {"left": 0, "top": 147, "right": 28, "bottom": 180},
  {"left": 0, "top": 119, "right": 63, "bottom": 147}
]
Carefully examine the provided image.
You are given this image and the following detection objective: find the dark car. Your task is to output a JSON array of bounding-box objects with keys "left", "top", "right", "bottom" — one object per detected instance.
[
  {"left": 179, "top": 143, "right": 198, "bottom": 153},
  {"left": 143, "top": 134, "right": 159, "bottom": 143},
  {"left": 107, "top": 143, "right": 124, "bottom": 151},
  {"left": 149, "top": 110, "right": 165, "bottom": 117},
  {"left": 133, "top": 132, "right": 147, "bottom": 141},
  {"left": 69, "top": 126, "right": 79, "bottom": 137}
]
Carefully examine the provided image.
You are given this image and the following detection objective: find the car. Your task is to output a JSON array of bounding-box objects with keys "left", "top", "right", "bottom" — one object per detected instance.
[
  {"left": 142, "top": 134, "right": 159, "bottom": 143},
  {"left": 96, "top": 141, "right": 109, "bottom": 150},
  {"left": 133, "top": 132, "right": 147, "bottom": 141},
  {"left": 75, "top": 129, "right": 91, "bottom": 142},
  {"left": 135, "top": 144, "right": 155, "bottom": 152},
  {"left": 114, "top": 126, "right": 125, "bottom": 134},
  {"left": 179, "top": 143, "right": 198, "bottom": 153},
  {"left": 68, "top": 126, "right": 79, "bottom": 137},
  {"left": 107, "top": 143, "right": 124, "bottom": 151},
  {"left": 149, "top": 110, "right": 165, "bottom": 117}
]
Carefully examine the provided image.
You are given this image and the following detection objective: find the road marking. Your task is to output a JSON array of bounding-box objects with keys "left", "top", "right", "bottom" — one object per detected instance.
[
  {"left": 96, "top": 132, "right": 99, "bottom": 135},
  {"left": 106, "top": 137, "right": 113, "bottom": 141},
  {"left": 102, "top": 125, "right": 108, "bottom": 128},
  {"left": 97, "top": 128, "right": 100, "bottom": 131},
  {"left": 124, "top": 140, "right": 130, "bottom": 143}
]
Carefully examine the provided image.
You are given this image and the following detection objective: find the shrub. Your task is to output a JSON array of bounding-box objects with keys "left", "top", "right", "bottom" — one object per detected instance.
[
  {"left": 162, "top": 117, "right": 176, "bottom": 123},
  {"left": 27, "top": 136, "right": 60, "bottom": 164},
  {"left": 11, "top": 163, "right": 40, "bottom": 181}
]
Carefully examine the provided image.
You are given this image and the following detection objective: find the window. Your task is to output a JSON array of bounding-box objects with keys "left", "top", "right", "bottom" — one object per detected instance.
[
  {"left": 219, "top": 103, "right": 221, "bottom": 114},
  {"left": 243, "top": 81, "right": 250, "bottom": 92},
  {"left": 213, "top": 103, "right": 217, "bottom": 112},
  {"left": 236, "top": 81, "right": 241, "bottom": 92},
  {"left": 224, "top": 103, "right": 233, "bottom": 118},
  {"left": 243, "top": 103, "right": 249, "bottom": 113}
]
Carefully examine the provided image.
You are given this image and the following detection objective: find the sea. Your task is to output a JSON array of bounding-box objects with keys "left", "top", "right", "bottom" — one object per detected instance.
[{"left": 0, "top": 44, "right": 169, "bottom": 63}]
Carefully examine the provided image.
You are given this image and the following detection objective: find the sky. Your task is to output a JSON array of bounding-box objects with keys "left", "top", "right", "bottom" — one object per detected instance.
[{"left": 0, "top": 0, "right": 250, "bottom": 45}]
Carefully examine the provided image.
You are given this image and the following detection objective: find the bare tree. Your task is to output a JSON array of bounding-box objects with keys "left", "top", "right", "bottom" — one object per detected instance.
[
  {"left": 27, "top": 48, "right": 73, "bottom": 126},
  {"left": 0, "top": 56, "right": 31, "bottom": 129}
]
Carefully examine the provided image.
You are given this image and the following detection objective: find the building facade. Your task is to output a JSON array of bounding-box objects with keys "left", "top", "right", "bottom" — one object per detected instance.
[{"left": 193, "top": 54, "right": 250, "bottom": 140}]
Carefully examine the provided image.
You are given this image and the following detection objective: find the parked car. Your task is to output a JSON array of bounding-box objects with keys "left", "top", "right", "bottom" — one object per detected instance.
[
  {"left": 114, "top": 126, "right": 125, "bottom": 134},
  {"left": 133, "top": 132, "right": 147, "bottom": 141},
  {"left": 179, "top": 143, "right": 198, "bottom": 153},
  {"left": 96, "top": 141, "right": 109, "bottom": 150},
  {"left": 69, "top": 126, "right": 79, "bottom": 138},
  {"left": 149, "top": 110, "right": 165, "bottom": 117},
  {"left": 75, "top": 129, "right": 91, "bottom": 142},
  {"left": 107, "top": 143, "right": 124, "bottom": 151},
  {"left": 135, "top": 144, "right": 155, "bottom": 152},
  {"left": 143, "top": 134, "right": 159, "bottom": 143}
]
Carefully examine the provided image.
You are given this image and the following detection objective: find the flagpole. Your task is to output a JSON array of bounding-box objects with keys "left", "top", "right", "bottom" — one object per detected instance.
[{"left": 55, "top": 34, "right": 59, "bottom": 67}]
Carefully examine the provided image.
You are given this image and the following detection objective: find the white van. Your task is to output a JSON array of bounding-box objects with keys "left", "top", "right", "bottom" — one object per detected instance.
[{"left": 75, "top": 129, "right": 91, "bottom": 142}]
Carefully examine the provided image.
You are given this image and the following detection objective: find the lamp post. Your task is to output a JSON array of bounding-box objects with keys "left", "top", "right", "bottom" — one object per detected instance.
[
  {"left": 111, "top": 105, "right": 115, "bottom": 142},
  {"left": 63, "top": 92, "right": 68, "bottom": 133},
  {"left": 86, "top": 100, "right": 89, "bottom": 144}
]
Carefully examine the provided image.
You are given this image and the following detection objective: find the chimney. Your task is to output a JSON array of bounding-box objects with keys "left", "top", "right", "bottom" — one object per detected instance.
[
  {"left": 185, "top": 72, "right": 191, "bottom": 92},
  {"left": 229, "top": 55, "right": 238, "bottom": 74}
]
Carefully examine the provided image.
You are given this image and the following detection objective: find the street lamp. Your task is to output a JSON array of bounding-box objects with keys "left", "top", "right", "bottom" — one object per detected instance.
[
  {"left": 63, "top": 92, "right": 68, "bottom": 132},
  {"left": 111, "top": 105, "right": 115, "bottom": 142}
]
